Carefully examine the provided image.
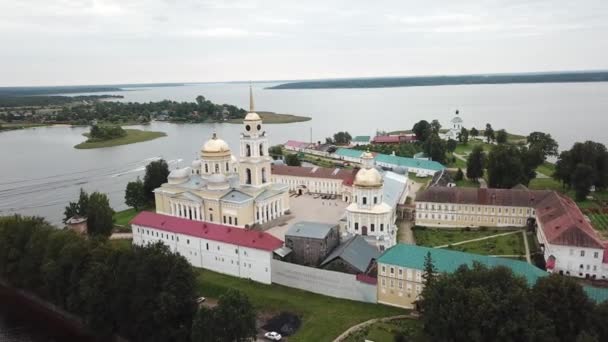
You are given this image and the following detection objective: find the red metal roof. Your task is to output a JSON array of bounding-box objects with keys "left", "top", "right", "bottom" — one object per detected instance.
[
  {"left": 271, "top": 165, "right": 356, "bottom": 185},
  {"left": 131, "top": 212, "right": 284, "bottom": 252},
  {"left": 284, "top": 140, "right": 309, "bottom": 149},
  {"left": 373, "top": 135, "right": 401, "bottom": 143},
  {"left": 356, "top": 274, "right": 377, "bottom": 285}
]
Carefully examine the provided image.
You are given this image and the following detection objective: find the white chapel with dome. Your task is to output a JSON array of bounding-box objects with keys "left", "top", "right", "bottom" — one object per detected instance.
[
  {"left": 345, "top": 152, "right": 398, "bottom": 250},
  {"left": 153, "top": 87, "right": 290, "bottom": 228}
]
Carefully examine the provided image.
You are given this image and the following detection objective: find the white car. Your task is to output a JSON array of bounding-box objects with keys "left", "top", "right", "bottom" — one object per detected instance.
[{"left": 264, "top": 331, "right": 282, "bottom": 341}]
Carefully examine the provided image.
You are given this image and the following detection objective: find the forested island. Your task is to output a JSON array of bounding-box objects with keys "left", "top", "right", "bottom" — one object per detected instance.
[
  {"left": 74, "top": 125, "right": 166, "bottom": 149},
  {"left": 269, "top": 70, "right": 608, "bottom": 89}
]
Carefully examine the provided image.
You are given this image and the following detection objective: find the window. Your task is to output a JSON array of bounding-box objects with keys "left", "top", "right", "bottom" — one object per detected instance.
[
  {"left": 390, "top": 267, "right": 394, "bottom": 274},
  {"left": 380, "top": 224, "right": 384, "bottom": 232},
  {"left": 390, "top": 280, "right": 394, "bottom": 288},
  {"left": 594, "top": 265, "right": 598, "bottom": 271},
  {"left": 374, "top": 197, "right": 377, "bottom": 204},
  {"left": 235, "top": 218, "right": 238, "bottom": 226},
  {"left": 235, "top": 249, "right": 238, "bottom": 254},
  {"left": 206, "top": 243, "right": 209, "bottom": 250},
  {"left": 381, "top": 266, "right": 386, "bottom": 273},
  {"left": 187, "top": 239, "right": 190, "bottom": 244},
  {"left": 210, "top": 213, "right": 213, "bottom": 221},
  {"left": 371, "top": 224, "right": 375, "bottom": 232},
  {"left": 355, "top": 222, "right": 359, "bottom": 230},
  {"left": 215, "top": 164, "right": 219, "bottom": 173},
  {"left": 594, "top": 252, "right": 599, "bottom": 258},
  {"left": 381, "top": 278, "right": 386, "bottom": 287},
  {"left": 581, "top": 250, "right": 585, "bottom": 257},
  {"left": 225, "top": 162, "right": 229, "bottom": 172},
  {"left": 223, "top": 216, "right": 227, "bottom": 224},
  {"left": 205, "top": 164, "right": 209, "bottom": 173},
  {"left": 229, "top": 217, "right": 233, "bottom": 225},
  {"left": 363, "top": 197, "right": 367, "bottom": 205},
  {"left": 399, "top": 281, "right": 403, "bottom": 289}
]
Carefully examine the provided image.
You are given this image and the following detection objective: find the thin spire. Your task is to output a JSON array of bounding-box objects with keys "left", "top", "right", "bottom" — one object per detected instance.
[{"left": 249, "top": 82, "right": 254, "bottom": 112}]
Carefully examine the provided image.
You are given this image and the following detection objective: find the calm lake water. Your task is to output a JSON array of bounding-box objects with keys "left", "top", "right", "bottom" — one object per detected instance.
[{"left": 1, "top": 81, "right": 608, "bottom": 339}]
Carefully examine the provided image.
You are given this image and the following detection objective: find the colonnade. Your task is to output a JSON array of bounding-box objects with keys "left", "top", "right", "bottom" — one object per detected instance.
[
  {"left": 256, "top": 198, "right": 283, "bottom": 224},
  {"left": 171, "top": 201, "right": 203, "bottom": 221}
]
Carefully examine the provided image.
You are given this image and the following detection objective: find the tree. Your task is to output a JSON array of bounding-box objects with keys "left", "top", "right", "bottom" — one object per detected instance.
[
  {"left": 457, "top": 127, "right": 469, "bottom": 144},
  {"left": 527, "top": 132, "right": 559, "bottom": 161},
  {"left": 484, "top": 123, "right": 495, "bottom": 143},
  {"left": 446, "top": 139, "right": 457, "bottom": 153},
  {"left": 430, "top": 119, "right": 441, "bottom": 134},
  {"left": 470, "top": 127, "right": 479, "bottom": 138},
  {"left": 420, "top": 263, "right": 539, "bottom": 342},
  {"left": 333, "top": 131, "right": 352, "bottom": 145},
  {"left": 454, "top": 168, "right": 464, "bottom": 181},
  {"left": 496, "top": 129, "right": 508, "bottom": 144},
  {"left": 532, "top": 275, "right": 594, "bottom": 342},
  {"left": 285, "top": 154, "right": 301, "bottom": 166},
  {"left": 412, "top": 120, "right": 432, "bottom": 142},
  {"left": 213, "top": 290, "right": 257, "bottom": 342},
  {"left": 553, "top": 141, "right": 608, "bottom": 192},
  {"left": 125, "top": 177, "right": 147, "bottom": 210},
  {"left": 466, "top": 146, "right": 485, "bottom": 180},
  {"left": 63, "top": 188, "right": 90, "bottom": 223},
  {"left": 423, "top": 133, "right": 447, "bottom": 164},
  {"left": 572, "top": 164, "right": 595, "bottom": 200},
  {"left": 143, "top": 159, "right": 170, "bottom": 202},
  {"left": 86, "top": 192, "right": 114, "bottom": 237},
  {"left": 269, "top": 145, "right": 283, "bottom": 157},
  {"left": 191, "top": 306, "right": 218, "bottom": 342},
  {"left": 421, "top": 252, "right": 437, "bottom": 289},
  {"left": 486, "top": 144, "right": 529, "bottom": 188}
]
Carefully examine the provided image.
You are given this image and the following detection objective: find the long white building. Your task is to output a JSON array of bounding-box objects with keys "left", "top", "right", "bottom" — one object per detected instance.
[
  {"left": 131, "top": 211, "right": 284, "bottom": 284},
  {"left": 271, "top": 164, "right": 356, "bottom": 201}
]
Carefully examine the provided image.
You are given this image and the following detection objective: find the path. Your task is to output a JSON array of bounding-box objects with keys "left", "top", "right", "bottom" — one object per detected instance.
[
  {"left": 451, "top": 153, "right": 487, "bottom": 188},
  {"left": 535, "top": 171, "right": 550, "bottom": 179},
  {"left": 109, "top": 233, "right": 133, "bottom": 240},
  {"left": 333, "top": 314, "right": 416, "bottom": 342},
  {"left": 522, "top": 230, "right": 532, "bottom": 263},
  {"left": 433, "top": 230, "right": 522, "bottom": 249},
  {"left": 397, "top": 220, "right": 415, "bottom": 244}
]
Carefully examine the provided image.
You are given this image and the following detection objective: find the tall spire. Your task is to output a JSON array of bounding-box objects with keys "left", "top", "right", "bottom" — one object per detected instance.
[{"left": 249, "top": 82, "right": 254, "bottom": 112}]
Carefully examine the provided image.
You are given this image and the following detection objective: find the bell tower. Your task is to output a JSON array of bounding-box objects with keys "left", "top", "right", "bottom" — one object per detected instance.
[{"left": 238, "top": 85, "right": 272, "bottom": 187}]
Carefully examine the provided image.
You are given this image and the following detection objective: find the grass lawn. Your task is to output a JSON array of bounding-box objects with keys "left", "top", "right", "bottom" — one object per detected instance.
[
  {"left": 589, "top": 213, "right": 608, "bottom": 235},
  {"left": 453, "top": 140, "right": 492, "bottom": 155},
  {"left": 74, "top": 129, "right": 166, "bottom": 149},
  {"left": 227, "top": 111, "right": 311, "bottom": 124},
  {"left": 195, "top": 269, "right": 405, "bottom": 342},
  {"left": 108, "top": 238, "right": 132, "bottom": 250},
  {"left": 344, "top": 319, "right": 427, "bottom": 342},
  {"left": 446, "top": 232, "right": 525, "bottom": 256},
  {"left": 528, "top": 177, "right": 563, "bottom": 191},
  {"left": 536, "top": 161, "right": 556, "bottom": 177},
  {"left": 413, "top": 228, "right": 509, "bottom": 247},
  {"left": 408, "top": 172, "right": 431, "bottom": 184},
  {"left": 446, "top": 154, "right": 467, "bottom": 168}
]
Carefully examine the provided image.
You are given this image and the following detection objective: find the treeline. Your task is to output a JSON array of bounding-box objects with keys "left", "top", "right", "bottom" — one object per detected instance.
[
  {"left": 269, "top": 71, "right": 608, "bottom": 89},
  {"left": 421, "top": 261, "right": 608, "bottom": 341},
  {"left": 0, "top": 95, "right": 123, "bottom": 108},
  {"left": 0, "top": 215, "right": 258, "bottom": 342},
  {"left": 0, "top": 215, "right": 197, "bottom": 341}
]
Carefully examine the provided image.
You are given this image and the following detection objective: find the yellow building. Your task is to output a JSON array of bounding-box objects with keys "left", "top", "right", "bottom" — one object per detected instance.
[
  {"left": 153, "top": 88, "right": 290, "bottom": 228},
  {"left": 415, "top": 187, "right": 552, "bottom": 228}
]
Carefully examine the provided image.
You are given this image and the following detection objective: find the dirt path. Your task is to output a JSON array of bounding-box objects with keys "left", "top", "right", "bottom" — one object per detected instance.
[
  {"left": 109, "top": 233, "right": 133, "bottom": 240},
  {"left": 434, "top": 230, "right": 523, "bottom": 249}
]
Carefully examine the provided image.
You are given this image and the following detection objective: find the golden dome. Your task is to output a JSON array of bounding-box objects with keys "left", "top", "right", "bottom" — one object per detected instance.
[
  {"left": 244, "top": 112, "right": 261, "bottom": 121},
  {"left": 201, "top": 133, "right": 231, "bottom": 155},
  {"left": 354, "top": 168, "right": 383, "bottom": 187}
]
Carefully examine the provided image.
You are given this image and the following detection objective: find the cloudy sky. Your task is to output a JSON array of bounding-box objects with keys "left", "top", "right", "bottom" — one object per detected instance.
[{"left": 1, "top": 0, "right": 607, "bottom": 86}]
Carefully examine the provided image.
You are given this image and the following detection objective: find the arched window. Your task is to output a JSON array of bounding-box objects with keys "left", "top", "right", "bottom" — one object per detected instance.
[
  {"left": 259, "top": 143, "right": 264, "bottom": 156},
  {"left": 246, "top": 168, "right": 252, "bottom": 184},
  {"left": 205, "top": 164, "right": 209, "bottom": 173},
  {"left": 246, "top": 144, "right": 251, "bottom": 157},
  {"left": 215, "top": 164, "right": 219, "bottom": 173},
  {"left": 225, "top": 162, "right": 229, "bottom": 172},
  {"left": 261, "top": 167, "right": 267, "bottom": 183}
]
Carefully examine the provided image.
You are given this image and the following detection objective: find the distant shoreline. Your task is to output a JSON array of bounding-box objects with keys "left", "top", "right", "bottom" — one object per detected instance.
[{"left": 267, "top": 71, "right": 608, "bottom": 90}]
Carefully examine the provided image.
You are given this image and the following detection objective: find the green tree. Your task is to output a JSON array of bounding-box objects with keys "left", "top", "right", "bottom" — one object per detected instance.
[
  {"left": 430, "top": 119, "right": 442, "bottom": 134},
  {"left": 285, "top": 154, "right": 301, "bottom": 166},
  {"left": 143, "top": 159, "right": 170, "bottom": 202},
  {"left": 454, "top": 168, "right": 464, "bottom": 181},
  {"left": 86, "top": 192, "right": 114, "bottom": 237},
  {"left": 125, "top": 177, "right": 147, "bottom": 210},
  {"left": 423, "top": 133, "right": 447, "bottom": 164},
  {"left": 590, "top": 301, "right": 608, "bottom": 342},
  {"left": 572, "top": 163, "right": 595, "bottom": 200},
  {"left": 269, "top": 145, "right": 283, "bottom": 157},
  {"left": 446, "top": 138, "right": 457, "bottom": 153},
  {"left": 470, "top": 127, "right": 479, "bottom": 138},
  {"left": 214, "top": 290, "right": 257, "bottom": 342},
  {"left": 63, "top": 188, "right": 90, "bottom": 223},
  {"left": 412, "top": 120, "right": 432, "bottom": 142},
  {"left": 496, "top": 129, "right": 508, "bottom": 144},
  {"left": 466, "top": 146, "right": 485, "bottom": 180},
  {"left": 532, "top": 275, "right": 594, "bottom": 342},
  {"left": 486, "top": 144, "right": 528, "bottom": 188},
  {"left": 554, "top": 141, "right": 608, "bottom": 191},
  {"left": 458, "top": 127, "right": 469, "bottom": 144},
  {"left": 527, "top": 132, "right": 559, "bottom": 161},
  {"left": 484, "top": 123, "right": 495, "bottom": 143},
  {"left": 191, "top": 306, "right": 218, "bottom": 342},
  {"left": 421, "top": 251, "right": 437, "bottom": 289},
  {"left": 333, "top": 131, "right": 352, "bottom": 145}
]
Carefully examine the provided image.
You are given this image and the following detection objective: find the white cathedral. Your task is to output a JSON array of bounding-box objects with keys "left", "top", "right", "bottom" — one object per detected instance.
[{"left": 153, "top": 88, "right": 290, "bottom": 228}]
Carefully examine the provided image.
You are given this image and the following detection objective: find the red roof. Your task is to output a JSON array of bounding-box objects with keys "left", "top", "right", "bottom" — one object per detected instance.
[
  {"left": 356, "top": 274, "right": 377, "bottom": 285},
  {"left": 131, "top": 212, "right": 284, "bottom": 252},
  {"left": 271, "top": 165, "right": 356, "bottom": 185},
  {"left": 284, "top": 140, "right": 309, "bottom": 149},
  {"left": 373, "top": 135, "right": 401, "bottom": 143},
  {"left": 536, "top": 192, "right": 605, "bottom": 249}
]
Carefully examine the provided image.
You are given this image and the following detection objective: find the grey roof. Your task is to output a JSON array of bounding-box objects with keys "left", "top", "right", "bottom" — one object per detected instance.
[
  {"left": 221, "top": 190, "right": 253, "bottom": 203},
  {"left": 273, "top": 246, "right": 293, "bottom": 258},
  {"left": 286, "top": 221, "right": 337, "bottom": 240},
  {"left": 173, "top": 191, "right": 203, "bottom": 202},
  {"left": 255, "top": 188, "right": 284, "bottom": 202},
  {"left": 320, "top": 236, "right": 380, "bottom": 273},
  {"left": 383, "top": 171, "right": 408, "bottom": 208}
]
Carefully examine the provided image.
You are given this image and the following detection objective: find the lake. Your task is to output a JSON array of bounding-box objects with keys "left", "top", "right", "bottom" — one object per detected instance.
[{"left": 2, "top": 81, "right": 608, "bottom": 227}]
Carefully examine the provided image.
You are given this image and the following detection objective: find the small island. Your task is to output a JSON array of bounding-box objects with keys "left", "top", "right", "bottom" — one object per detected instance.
[
  {"left": 74, "top": 125, "right": 166, "bottom": 149},
  {"left": 227, "top": 111, "right": 310, "bottom": 124}
]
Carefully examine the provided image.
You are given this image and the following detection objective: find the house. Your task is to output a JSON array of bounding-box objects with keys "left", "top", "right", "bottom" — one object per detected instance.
[
  {"left": 284, "top": 140, "right": 310, "bottom": 152},
  {"left": 374, "top": 153, "right": 444, "bottom": 176},
  {"left": 352, "top": 136, "right": 371, "bottom": 145},
  {"left": 285, "top": 221, "right": 340, "bottom": 266},
  {"left": 320, "top": 235, "right": 380, "bottom": 274},
  {"left": 131, "top": 211, "right": 283, "bottom": 284},
  {"left": 333, "top": 148, "right": 366, "bottom": 163},
  {"left": 271, "top": 164, "right": 356, "bottom": 201},
  {"left": 376, "top": 244, "right": 548, "bottom": 309},
  {"left": 372, "top": 135, "right": 417, "bottom": 144}
]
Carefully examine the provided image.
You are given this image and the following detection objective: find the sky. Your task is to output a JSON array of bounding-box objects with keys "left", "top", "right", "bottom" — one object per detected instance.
[{"left": 1, "top": 0, "right": 608, "bottom": 86}]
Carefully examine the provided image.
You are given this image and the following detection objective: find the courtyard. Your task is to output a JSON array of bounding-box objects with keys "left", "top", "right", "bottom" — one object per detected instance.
[{"left": 266, "top": 193, "right": 349, "bottom": 240}]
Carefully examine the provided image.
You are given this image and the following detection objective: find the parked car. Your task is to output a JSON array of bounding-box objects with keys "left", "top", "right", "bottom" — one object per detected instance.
[{"left": 264, "top": 331, "right": 282, "bottom": 340}]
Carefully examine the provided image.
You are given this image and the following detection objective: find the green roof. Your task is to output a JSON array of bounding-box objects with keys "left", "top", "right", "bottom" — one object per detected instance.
[
  {"left": 583, "top": 285, "right": 608, "bottom": 303},
  {"left": 334, "top": 148, "right": 365, "bottom": 158},
  {"left": 353, "top": 136, "right": 371, "bottom": 142},
  {"left": 378, "top": 244, "right": 546, "bottom": 286},
  {"left": 374, "top": 154, "right": 445, "bottom": 171}
]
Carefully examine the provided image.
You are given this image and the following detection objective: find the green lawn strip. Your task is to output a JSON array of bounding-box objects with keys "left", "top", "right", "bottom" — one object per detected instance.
[
  {"left": 446, "top": 233, "right": 526, "bottom": 256},
  {"left": 413, "top": 228, "right": 508, "bottom": 247},
  {"left": 113, "top": 206, "right": 154, "bottom": 227},
  {"left": 108, "top": 238, "right": 133, "bottom": 250},
  {"left": 195, "top": 269, "right": 405, "bottom": 342},
  {"left": 74, "top": 129, "right": 166, "bottom": 149}
]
